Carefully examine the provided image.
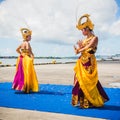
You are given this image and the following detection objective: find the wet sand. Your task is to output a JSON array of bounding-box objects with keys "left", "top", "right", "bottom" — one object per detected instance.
[{"left": 0, "top": 61, "right": 120, "bottom": 120}]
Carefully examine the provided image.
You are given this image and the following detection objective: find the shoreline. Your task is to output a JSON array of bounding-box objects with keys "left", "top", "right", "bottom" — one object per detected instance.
[{"left": 0, "top": 60, "right": 120, "bottom": 67}]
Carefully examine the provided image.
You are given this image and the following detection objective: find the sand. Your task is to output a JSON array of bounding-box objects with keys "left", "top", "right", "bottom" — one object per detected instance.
[
  {"left": 1, "top": 61, "right": 120, "bottom": 87},
  {"left": 0, "top": 61, "right": 120, "bottom": 120}
]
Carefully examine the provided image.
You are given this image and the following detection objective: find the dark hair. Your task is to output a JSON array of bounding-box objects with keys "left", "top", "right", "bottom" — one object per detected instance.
[{"left": 86, "top": 26, "right": 93, "bottom": 32}]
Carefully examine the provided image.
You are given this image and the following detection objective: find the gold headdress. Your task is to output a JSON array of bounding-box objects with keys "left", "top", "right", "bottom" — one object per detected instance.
[
  {"left": 20, "top": 28, "right": 32, "bottom": 40},
  {"left": 76, "top": 14, "right": 94, "bottom": 30}
]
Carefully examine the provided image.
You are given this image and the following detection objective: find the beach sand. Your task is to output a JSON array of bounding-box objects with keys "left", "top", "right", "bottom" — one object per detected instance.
[
  {"left": 0, "top": 61, "right": 120, "bottom": 120},
  {"left": 1, "top": 61, "right": 120, "bottom": 87}
]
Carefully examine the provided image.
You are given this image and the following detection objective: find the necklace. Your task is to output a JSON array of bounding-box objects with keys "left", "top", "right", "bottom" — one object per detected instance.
[
  {"left": 85, "top": 35, "right": 94, "bottom": 42},
  {"left": 82, "top": 35, "right": 94, "bottom": 46}
]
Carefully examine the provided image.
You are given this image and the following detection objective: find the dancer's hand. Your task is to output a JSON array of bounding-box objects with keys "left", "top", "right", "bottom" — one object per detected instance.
[
  {"left": 77, "top": 40, "right": 83, "bottom": 48},
  {"left": 74, "top": 45, "right": 79, "bottom": 54}
]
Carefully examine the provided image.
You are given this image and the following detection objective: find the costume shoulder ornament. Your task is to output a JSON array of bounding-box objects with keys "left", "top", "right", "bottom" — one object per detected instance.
[
  {"left": 20, "top": 28, "right": 32, "bottom": 40},
  {"left": 76, "top": 14, "right": 94, "bottom": 30}
]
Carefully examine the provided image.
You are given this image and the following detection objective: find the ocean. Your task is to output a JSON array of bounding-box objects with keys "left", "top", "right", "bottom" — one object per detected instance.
[
  {"left": 0, "top": 55, "right": 120, "bottom": 66},
  {"left": 0, "top": 58, "right": 76, "bottom": 66}
]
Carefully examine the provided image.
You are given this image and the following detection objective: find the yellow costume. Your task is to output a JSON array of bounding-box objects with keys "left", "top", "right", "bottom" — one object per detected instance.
[
  {"left": 72, "top": 14, "right": 109, "bottom": 108},
  {"left": 12, "top": 28, "right": 39, "bottom": 93}
]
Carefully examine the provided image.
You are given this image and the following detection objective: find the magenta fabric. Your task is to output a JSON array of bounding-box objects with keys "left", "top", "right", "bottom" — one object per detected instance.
[{"left": 12, "top": 56, "right": 24, "bottom": 90}]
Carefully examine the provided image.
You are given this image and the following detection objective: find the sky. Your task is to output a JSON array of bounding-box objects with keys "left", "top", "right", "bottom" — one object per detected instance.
[{"left": 0, "top": 0, "right": 120, "bottom": 57}]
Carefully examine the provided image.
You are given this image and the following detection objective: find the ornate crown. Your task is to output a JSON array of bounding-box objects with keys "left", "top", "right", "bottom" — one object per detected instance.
[
  {"left": 20, "top": 28, "right": 32, "bottom": 40},
  {"left": 76, "top": 14, "right": 94, "bottom": 30}
]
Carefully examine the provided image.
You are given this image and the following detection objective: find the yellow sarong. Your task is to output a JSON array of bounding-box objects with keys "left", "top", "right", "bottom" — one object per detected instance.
[{"left": 74, "top": 53, "right": 104, "bottom": 107}]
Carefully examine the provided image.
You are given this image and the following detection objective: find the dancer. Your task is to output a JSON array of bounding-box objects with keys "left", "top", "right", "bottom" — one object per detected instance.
[
  {"left": 72, "top": 14, "right": 109, "bottom": 108},
  {"left": 12, "top": 28, "right": 39, "bottom": 93}
]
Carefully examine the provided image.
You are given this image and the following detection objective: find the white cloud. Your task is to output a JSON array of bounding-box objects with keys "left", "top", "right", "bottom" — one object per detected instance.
[
  {"left": 0, "top": 0, "right": 119, "bottom": 39},
  {"left": 0, "top": 0, "right": 120, "bottom": 56},
  {"left": 76, "top": 0, "right": 119, "bottom": 35},
  {"left": 109, "top": 19, "right": 120, "bottom": 36},
  {"left": 0, "top": 0, "right": 79, "bottom": 44}
]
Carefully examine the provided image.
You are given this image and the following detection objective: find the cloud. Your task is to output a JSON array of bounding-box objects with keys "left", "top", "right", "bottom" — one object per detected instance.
[
  {"left": 109, "top": 19, "right": 120, "bottom": 36},
  {"left": 0, "top": 0, "right": 79, "bottom": 44},
  {"left": 0, "top": 0, "right": 120, "bottom": 56},
  {"left": 77, "top": 0, "right": 119, "bottom": 35},
  {"left": 0, "top": 0, "right": 120, "bottom": 39}
]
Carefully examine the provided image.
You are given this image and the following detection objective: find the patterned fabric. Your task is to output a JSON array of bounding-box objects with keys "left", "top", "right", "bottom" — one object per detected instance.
[
  {"left": 72, "top": 37, "right": 109, "bottom": 108},
  {"left": 12, "top": 52, "right": 39, "bottom": 93}
]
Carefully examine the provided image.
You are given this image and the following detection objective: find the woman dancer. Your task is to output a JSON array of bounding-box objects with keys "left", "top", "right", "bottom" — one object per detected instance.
[
  {"left": 12, "top": 28, "right": 39, "bottom": 93},
  {"left": 72, "top": 14, "right": 109, "bottom": 108}
]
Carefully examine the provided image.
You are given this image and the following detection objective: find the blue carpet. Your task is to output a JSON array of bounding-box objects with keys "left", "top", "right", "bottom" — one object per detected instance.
[{"left": 0, "top": 82, "right": 120, "bottom": 120}]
